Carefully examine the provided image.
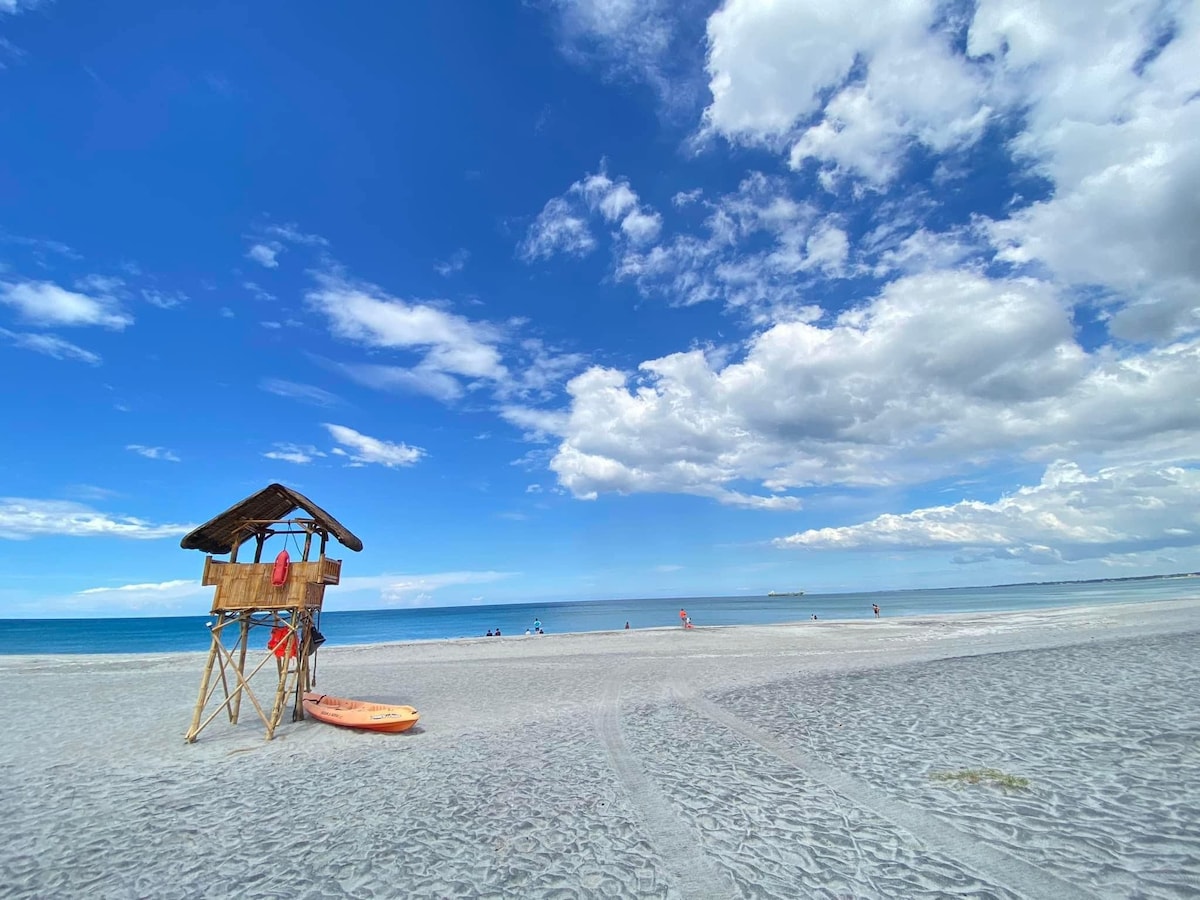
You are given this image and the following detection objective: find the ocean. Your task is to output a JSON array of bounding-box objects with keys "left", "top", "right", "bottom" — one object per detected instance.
[{"left": 1, "top": 576, "right": 1195, "bottom": 655}]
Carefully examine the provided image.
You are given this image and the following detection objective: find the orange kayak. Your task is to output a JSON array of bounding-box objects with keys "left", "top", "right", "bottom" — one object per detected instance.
[{"left": 302, "top": 692, "right": 420, "bottom": 733}]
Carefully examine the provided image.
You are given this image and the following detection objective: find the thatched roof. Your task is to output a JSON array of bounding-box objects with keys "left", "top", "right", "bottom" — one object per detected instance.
[{"left": 180, "top": 483, "right": 364, "bottom": 554}]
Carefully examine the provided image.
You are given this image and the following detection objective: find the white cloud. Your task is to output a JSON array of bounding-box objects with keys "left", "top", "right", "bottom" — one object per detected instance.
[
  {"left": 243, "top": 222, "right": 327, "bottom": 270},
  {"left": 703, "top": 0, "right": 989, "bottom": 185},
  {"left": 528, "top": 269, "right": 1200, "bottom": 506},
  {"left": 79, "top": 580, "right": 202, "bottom": 602},
  {"left": 141, "top": 288, "right": 186, "bottom": 309},
  {"left": 335, "top": 362, "right": 465, "bottom": 403},
  {"left": 673, "top": 188, "right": 703, "bottom": 207},
  {"left": 499, "top": 337, "right": 589, "bottom": 403},
  {"left": 521, "top": 165, "right": 664, "bottom": 262},
  {"left": 520, "top": 196, "right": 597, "bottom": 261},
  {"left": 0, "top": 498, "right": 192, "bottom": 540},
  {"left": 307, "top": 272, "right": 507, "bottom": 383},
  {"left": 259, "top": 377, "right": 340, "bottom": 407},
  {"left": 262, "top": 222, "right": 328, "bottom": 247},
  {"left": 0, "top": 1, "right": 43, "bottom": 14},
  {"left": 246, "top": 243, "right": 280, "bottom": 268},
  {"left": 695, "top": 0, "right": 1199, "bottom": 339},
  {"left": 0, "top": 328, "right": 100, "bottom": 365},
  {"left": 546, "top": 0, "right": 705, "bottom": 110},
  {"left": 324, "top": 423, "right": 424, "bottom": 468},
  {"left": 614, "top": 172, "right": 848, "bottom": 315},
  {"left": 979, "top": 0, "right": 1200, "bottom": 342},
  {"left": 434, "top": 248, "right": 470, "bottom": 277},
  {"left": 243, "top": 281, "right": 277, "bottom": 302},
  {"left": 13, "top": 579, "right": 213, "bottom": 617},
  {"left": 776, "top": 460, "right": 1200, "bottom": 564},
  {"left": 126, "top": 445, "right": 181, "bottom": 463},
  {"left": 335, "top": 570, "right": 517, "bottom": 608},
  {"left": 0, "top": 279, "right": 132, "bottom": 329},
  {"left": 263, "top": 443, "right": 326, "bottom": 465}
]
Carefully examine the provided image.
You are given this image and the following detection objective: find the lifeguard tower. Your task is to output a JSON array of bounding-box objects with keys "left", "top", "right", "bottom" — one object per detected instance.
[{"left": 181, "top": 483, "right": 362, "bottom": 742}]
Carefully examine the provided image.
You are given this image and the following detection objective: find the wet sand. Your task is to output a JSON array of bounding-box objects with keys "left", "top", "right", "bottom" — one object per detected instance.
[{"left": 1, "top": 598, "right": 1197, "bottom": 898}]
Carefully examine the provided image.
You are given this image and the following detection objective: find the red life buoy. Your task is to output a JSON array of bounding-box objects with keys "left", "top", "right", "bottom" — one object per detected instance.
[{"left": 271, "top": 549, "right": 290, "bottom": 586}]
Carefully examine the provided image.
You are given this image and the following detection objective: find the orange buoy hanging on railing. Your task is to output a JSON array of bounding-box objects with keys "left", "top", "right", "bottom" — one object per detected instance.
[
  {"left": 267, "top": 625, "right": 297, "bottom": 659},
  {"left": 271, "top": 549, "right": 291, "bottom": 586}
]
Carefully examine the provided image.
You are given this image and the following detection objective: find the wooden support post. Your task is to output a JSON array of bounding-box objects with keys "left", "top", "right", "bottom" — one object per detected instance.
[
  {"left": 230, "top": 612, "right": 251, "bottom": 724},
  {"left": 302, "top": 530, "right": 313, "bottom": 562},
  {"left": 253, "top": 532, "right": 265, "bottom": 564},
  {"left": 186, "top": 638, "right": 220, "bottom": 743}
]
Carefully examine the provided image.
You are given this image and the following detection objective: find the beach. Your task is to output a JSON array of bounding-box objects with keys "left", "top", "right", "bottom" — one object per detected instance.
[{"left": 1, "top": 598, "right": 1197, "bottom": 899}]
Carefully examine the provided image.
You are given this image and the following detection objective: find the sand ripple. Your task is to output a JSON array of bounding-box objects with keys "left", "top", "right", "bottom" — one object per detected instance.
[{"left": 718, "top": 631, "right": 1200, "bottom": 898}]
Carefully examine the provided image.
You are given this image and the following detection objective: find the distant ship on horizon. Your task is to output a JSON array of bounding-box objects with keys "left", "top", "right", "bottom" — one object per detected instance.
[{"left": 767, "top": 590, "right": 805, "bottom": 597}]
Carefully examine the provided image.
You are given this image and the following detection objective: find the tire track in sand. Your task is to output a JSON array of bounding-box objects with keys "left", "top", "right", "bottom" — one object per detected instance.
[
  {"left": 675, "top": 684, "right": 1092, "bottom": 900},
  {"left": 595, "top": 675, "right": 736, "bottom": 900}
]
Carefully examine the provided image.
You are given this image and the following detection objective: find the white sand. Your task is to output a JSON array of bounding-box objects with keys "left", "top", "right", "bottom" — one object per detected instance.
[{"left": 1, "top": 598, "right": 1198, "bottom": 898}]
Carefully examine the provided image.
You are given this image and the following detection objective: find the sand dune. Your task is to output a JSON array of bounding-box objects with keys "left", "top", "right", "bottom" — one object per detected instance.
[{"left": 0, "top": 598, "right": 1197, "bottom": 898}]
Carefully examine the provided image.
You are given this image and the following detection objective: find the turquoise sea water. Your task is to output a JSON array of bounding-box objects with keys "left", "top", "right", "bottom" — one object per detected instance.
[{"left": 0, "top": 577, "right": 1195, "bottom": 655}]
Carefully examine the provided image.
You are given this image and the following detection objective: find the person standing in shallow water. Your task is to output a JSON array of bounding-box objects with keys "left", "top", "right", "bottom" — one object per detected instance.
[
  {"left": 679, "top": 608, "right": 688, "bottom": 628},
  {"left": 873, "top": 604, "right": 880, "bottom": 618}
]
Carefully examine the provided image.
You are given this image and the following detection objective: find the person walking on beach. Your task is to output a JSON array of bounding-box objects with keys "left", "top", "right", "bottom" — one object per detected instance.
[
  {"left": 679, "top": 608, "right": 688, "bottom": 628},
  {"left": 533, "top": 617, "right": 541, "bottom": 632},
  {"left": 872, "top": 604, "right": 880, "bottom": 618}
]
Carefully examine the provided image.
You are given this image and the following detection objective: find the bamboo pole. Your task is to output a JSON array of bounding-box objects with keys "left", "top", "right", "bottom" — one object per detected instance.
[
  {"left": 230, "top": 611, "right": 251, "bottom": 724},
  {"left": 210, "top": 614, "right": 235, "bottom": 722},
  {"left": 185, "top": 638, "right": 220, "bottom": 742},
  {"left": 265, "top": 615, "right": 301, "bottom": 740},
  {"left": 197, "top": 640, "right": 279, "bottom": 736}
]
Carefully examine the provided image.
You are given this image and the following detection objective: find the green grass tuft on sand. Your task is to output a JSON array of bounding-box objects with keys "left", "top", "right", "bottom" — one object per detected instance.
[{"left": 930, "top": 768, "right": 1031, "bottom": 791}]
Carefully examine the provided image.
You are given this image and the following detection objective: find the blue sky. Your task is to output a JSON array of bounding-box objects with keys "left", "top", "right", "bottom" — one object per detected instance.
[{"left": 2, "top": 0, "right": 1199, "bottom": 617}]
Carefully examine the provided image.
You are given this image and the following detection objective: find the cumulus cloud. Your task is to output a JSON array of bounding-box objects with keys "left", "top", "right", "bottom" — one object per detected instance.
[
  {"left": 979, "top": 0, "right": 1200, "bottom": 341},
  {"left": 324, "top": 424, "right": 424, "bottom": 468},
  {"left": 0, "top": 498, "right": 192, "bottom": 540},
  {"left": 520, "top": 165, "right": 662, "bottom": 262},
  {"left": 0, "top": 279, "right": 132, "bottom": 329},
  {"left": 520, "top": 196, "right": 598, "bottom": 261},
  {"left": 695, "top": 0, "right": 1200, "bottom": 337},
  {"left": 0, "top": 328, "right": 100, "bottom": 364},
  {"left": 704, "top": 0, "right": 989, "bottom": 184},
  {"left": 775, "top": 460, "right": 1200, "bottom": 564},
  {"left": 522, "top": 269, "right": 1200, "bottom": 506}
]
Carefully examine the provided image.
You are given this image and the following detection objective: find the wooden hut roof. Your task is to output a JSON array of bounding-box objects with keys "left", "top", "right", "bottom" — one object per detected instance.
[{"left": 180, "top": 483, "right": 364, "bottom": 554}]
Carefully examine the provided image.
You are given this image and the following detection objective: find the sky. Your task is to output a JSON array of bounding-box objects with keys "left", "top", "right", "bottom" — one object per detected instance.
[{"left": 1, "top": 0, "right": 1199, "bottom": 617}]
